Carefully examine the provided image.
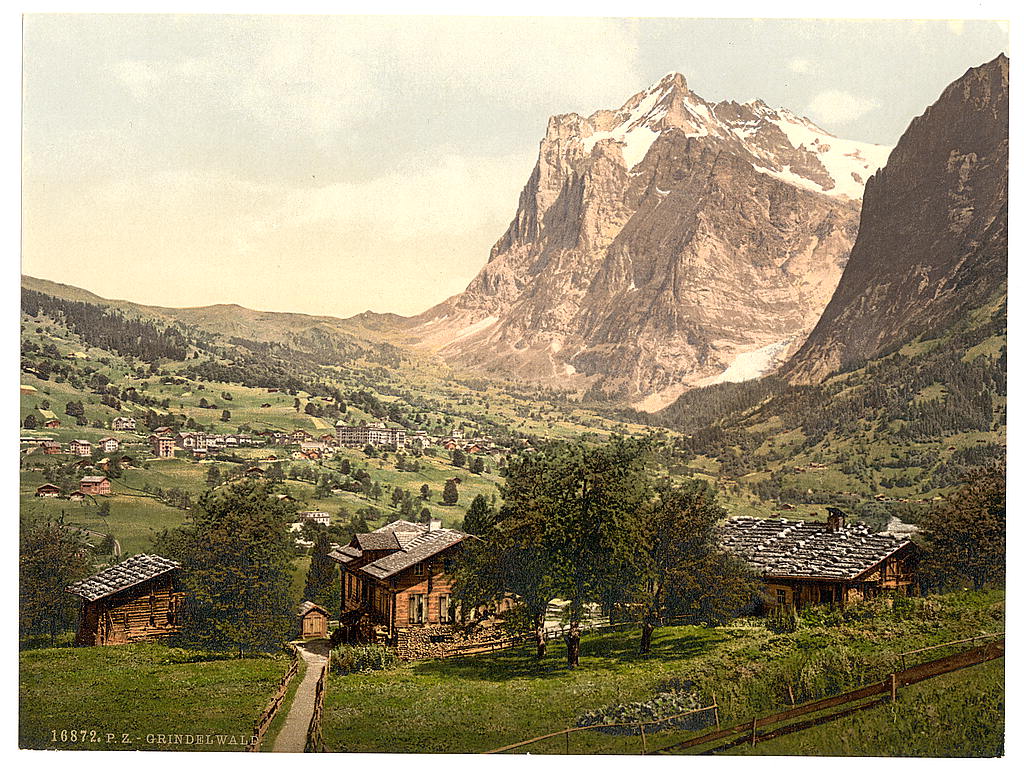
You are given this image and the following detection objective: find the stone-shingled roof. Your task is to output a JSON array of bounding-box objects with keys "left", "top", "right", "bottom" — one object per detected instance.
[
  {"left": 66, "top": 554, "right": 180, "bottom": 601},
  {"left": 720, "top": 516, "right": 911, "bottom": 580},
  {"left": 328, "top": 521, "right": 468, "bottom": 580}
]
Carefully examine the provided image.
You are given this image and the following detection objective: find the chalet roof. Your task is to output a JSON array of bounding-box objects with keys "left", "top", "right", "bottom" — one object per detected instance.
[
  {"left": 354, "top": 532, "right": 403, "bottom": 551},
  {"left": 720, "top": 517, "right": 911, "bottom": 581},
  {"left": 298, "top": 600, "right": 328, "bottom": 616},
  {"left": 359, "top": 529, "right": 467, "bottom": 580},
  {"left": 67, "top": 554, "right": 180, "bottom": 602},
  {"left": 71, "top": 439, "right": 91, "bottom": 446},
  {"left": 36, "top": 483, "right": 60, "bottom": 492},
  {"left": 329, "top": 521, "right": 468, "bottom": 580},
  {"left": 80, "top": 475, "right": 109, "bottom": 484}
]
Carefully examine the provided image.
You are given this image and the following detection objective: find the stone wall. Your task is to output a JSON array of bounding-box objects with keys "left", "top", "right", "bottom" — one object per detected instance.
[{"left": 393, "top": 621, "right": 511, "bottom": 660}]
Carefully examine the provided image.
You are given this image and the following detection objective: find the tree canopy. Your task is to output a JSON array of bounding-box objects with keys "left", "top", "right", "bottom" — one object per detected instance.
[
  {"left": 166, "top": 480, "right": 296, "bottom": 655},
  {"left": 918, "top": 465, "right": 1005, "bottom": 591}
]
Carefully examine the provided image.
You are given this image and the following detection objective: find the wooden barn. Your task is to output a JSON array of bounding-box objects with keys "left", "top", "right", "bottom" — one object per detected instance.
[
  {"left": 34, "top": 483, "right": 61, "bottom": 498},
  {"left": 298, "top": 601, "right": 329, "bottom": 639},
  {"left": 720, "top": 511, "right": 917, "bottom": 611},
  {"left": 67, "top": 554, "right": 184, "bottom": 646}
]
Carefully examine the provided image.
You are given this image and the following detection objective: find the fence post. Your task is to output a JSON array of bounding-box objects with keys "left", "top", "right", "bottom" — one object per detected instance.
[
  {"left": 565, "top": 730, "right": 570, "bottom": 755},
  {"left": 640, "top": 723, "right": 647, "bottom": 755},
  {"left": 889, "top": 672, "right": 898, "bottom": 703},
  {"left": 750, "top": 717, "right": 757, "bottom": 747},
  {"left": 712, "top": 694, "right": 720, "bottom": 730}
]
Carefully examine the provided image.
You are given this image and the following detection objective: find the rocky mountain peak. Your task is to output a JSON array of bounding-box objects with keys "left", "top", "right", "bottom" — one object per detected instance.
[{"left": 408, "top": 71, "right": 892, "bottom": 407}]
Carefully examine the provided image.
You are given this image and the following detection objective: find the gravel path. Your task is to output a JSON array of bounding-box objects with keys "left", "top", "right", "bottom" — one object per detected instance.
[{"left": 270, "top": 641, "right": 329, "bottom": 753}]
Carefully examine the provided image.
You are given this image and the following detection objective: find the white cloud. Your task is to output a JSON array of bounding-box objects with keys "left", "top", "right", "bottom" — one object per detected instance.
[
  {"left": 804, "top": 89, "right": 881, "bottom": 126},
  {"left": 787, "top": 58, "right": 812, "bottom": 74}
]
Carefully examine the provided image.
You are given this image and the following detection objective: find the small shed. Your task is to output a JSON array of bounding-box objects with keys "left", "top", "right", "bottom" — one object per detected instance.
[
  {"left": 67, "top": 554, "right": 184, "bottom": 646},
  {"left": 298, "top": 601, "right": 329, "bottom": 639}
]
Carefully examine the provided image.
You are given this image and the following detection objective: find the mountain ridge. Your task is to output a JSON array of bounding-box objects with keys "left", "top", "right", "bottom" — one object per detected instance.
[{"left": 783, "top": 53, "right": 1008, "bottom": 383}]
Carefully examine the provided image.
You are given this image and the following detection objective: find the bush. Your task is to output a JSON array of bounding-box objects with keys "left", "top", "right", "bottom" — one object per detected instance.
[
  {"left": 766, "top": 606, "right": 799, "bottom": 633},
  {"left": 331, "top": 644, "right": 399, "bottom": 674}
]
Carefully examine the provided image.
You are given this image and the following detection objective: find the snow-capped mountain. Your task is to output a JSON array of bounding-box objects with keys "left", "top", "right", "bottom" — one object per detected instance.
[{"left": 409, "top": 72, "right": 892, "bottom": 408}]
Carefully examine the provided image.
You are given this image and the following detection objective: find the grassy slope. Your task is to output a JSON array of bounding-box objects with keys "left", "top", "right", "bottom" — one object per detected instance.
[
  {"left": 729, "top": 659, "right": 1004, "bottom": 757},
  {"left": 321, "top": 591, "right": 1004, "bottom": 755},
  {"left": 19, "top": 643, "right": 286, "bottom": 752}
]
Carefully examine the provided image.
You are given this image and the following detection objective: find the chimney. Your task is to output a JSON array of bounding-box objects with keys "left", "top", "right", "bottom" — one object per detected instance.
[
  {"left": 826, "top": 507, "right": 847, "bottom": 532},
  {"left": 428, "top": 516, "right": 442, "bottom": 532}
]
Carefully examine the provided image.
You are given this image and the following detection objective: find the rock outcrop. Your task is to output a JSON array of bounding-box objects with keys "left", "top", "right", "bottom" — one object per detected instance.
[{"left": 784, "top": 55, "right": 1008, "bottom": 384}]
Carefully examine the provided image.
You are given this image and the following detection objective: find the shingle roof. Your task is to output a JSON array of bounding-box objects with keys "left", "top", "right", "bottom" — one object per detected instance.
[
  {"left": 66, "top": 554, "right": 180, "bottom": 601},
  {"left": 80, "top": 476, "right": 108, "bottom": 484},
  {"left": 354, "top": 532, "right": 403, "bottom": 551},
  {"left": 298, "top": 600, "right": 327, "bottom": 616},
  {"left": 328, "top": 521, "right": 468, "bottom": 580},
  {"left": 720, "top": 517, "right": 911, "bottom": 580},
  {"left": 359, "top": 529, "right": 467, "bottom": 580}
]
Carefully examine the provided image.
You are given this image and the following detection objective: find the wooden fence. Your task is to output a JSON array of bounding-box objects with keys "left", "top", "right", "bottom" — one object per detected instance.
[
  {"left": 652, "top": 638, "right": 1004, "bottom": 754},
  {"left": 480, "top": 636, "right": 1003, "bottom": 756},
  {"left": 484, "top": 703, "right": 721, "bottom": 755},
  {"left": 304, "top": 663, "right": 329, "bottom": 753},
  {"left": 246, "top": 645, "right": 300, "bottom": 753}
]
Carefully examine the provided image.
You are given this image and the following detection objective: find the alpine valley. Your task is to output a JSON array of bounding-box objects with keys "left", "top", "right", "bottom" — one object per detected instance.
[{"left": 19, "top": 39, "right": 1008, "bottom": 760}]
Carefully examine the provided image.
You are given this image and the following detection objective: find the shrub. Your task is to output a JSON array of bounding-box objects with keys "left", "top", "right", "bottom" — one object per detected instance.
[
  {"left": 331, "top": 644, "right": 399, "bottom": 674},
  {"left": 765, "top": 606, "right": 799, "bottom": 633}
]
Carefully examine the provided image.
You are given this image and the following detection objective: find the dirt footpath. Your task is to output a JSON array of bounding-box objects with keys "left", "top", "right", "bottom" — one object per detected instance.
[{"left": 270, "top": 640, "right": 330, "bottom": 753}]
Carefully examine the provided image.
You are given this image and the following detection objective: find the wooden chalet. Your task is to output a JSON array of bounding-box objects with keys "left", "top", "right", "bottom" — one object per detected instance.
[
  {"left": 67, "top": 554, "right": 184, "bottom": 646},
  {"left": 329, "top": 519, "right": 474, "bottom": 649},
  {"left": 112, "top": 416, "right": 137, "bottom": 431},
  {"left": 69, "top": 490, "right": 88, "bottom": 501},
  {"left": 41, "top": 441, "right": 62, "bottom": 455},
  {"left": 69, "top": 439, "right": 93, "bottom": 457},
  {"left": 720, "top": 510, "right": 917, "bottom": 611},
  {"left": 79, "top": 475, "right": 111, "bottom": 496},
  {"left": 44, "top": 418, "right": 61, "bottom": 429},
  {"left": 244, "top": 466, "right": 266, "bottom": 478},
  {"left": 35, "top": 483, "right": 61, "bottom": 498},
  {"left": 298, "top": 601, "right": 329, "bottom": 639}
]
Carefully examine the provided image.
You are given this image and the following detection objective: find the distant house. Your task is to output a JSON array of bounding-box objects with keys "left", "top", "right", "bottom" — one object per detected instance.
[
  {"left": 35, "top": 483, "right": 61, "bottom": 498},
  {"left": 41, "top": 441, "right": 62, "bottom": 455},
  {"left": 97, "top": 436, "right": 120, "bottom": 453},
  {"left": 69, "top": 440, "right": 93, "bottom": 457},
  {"left": 67, "top": 554, "right": 184, "bottom": 646},
  {"left": 79, "top": 475, "right": 111, "bottom": 496},
  {"left": 112, "top": 417, "right": 137, "bottom": 431},
  {"left": 298, "top": 510, "right": 331, "bottom": 527},
  {"left": 152, "top": 426, "right": 175, "bottom": 436},
  {"left": 152, "top": 437, "right": 175, "bottom": 458},
  {"left": 719, "top": 510, "right": 917, "bottom": 611},
  {"left": 43, "top": 418, "right": 61, "bottom": 429},
  {"left": 298, "top": 601, "right": 329, "bottom": 639},
  {"left": 68, "top": 490, "right": 88, "bottom": 501},
  {"left": 244, "top": 466, "right": 266, "bottom": 478},
  {"left": 176, "top": 433, "right": 198, "bottom": 449}
]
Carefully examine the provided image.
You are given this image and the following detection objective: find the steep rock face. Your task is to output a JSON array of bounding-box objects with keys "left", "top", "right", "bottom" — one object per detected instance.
[
  {"left": 410, "top": 73, "right": 891, "bottom": 408},
  {"left": 784, "top": 55, "right": 1008, "bottom": 384}
]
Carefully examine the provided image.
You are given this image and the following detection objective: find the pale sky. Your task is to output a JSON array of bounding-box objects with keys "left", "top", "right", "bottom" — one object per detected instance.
[{"left": 21, "top": 14, "right": 1009, "bottom": 318}]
